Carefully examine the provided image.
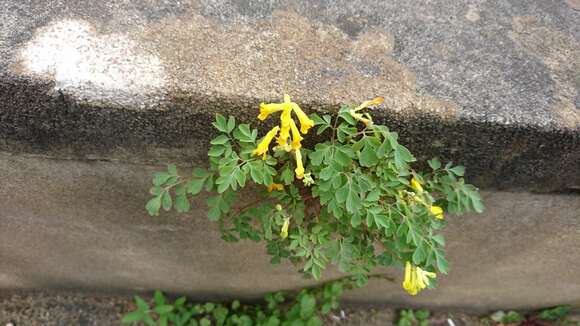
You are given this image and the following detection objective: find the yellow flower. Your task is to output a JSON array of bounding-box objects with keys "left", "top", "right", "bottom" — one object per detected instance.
[
  {"left": 410, "top": 177, "right": 423, "bottom": 192},
  {"left": 289, "top": 119, "right": 303, "bottom": 150},
  {"left": 354, "top": 96, "right": 384, "bottom": 111},
  {"left": 430, "top": 205, "right": 444, "bottom": 220},
  {"left": 258, "top": 103, "right": 286, "bottom": 121},
  {"left": 349, "top": 109, "right": 372, "bottom": 126},
  {"left": 294, "top": 149, "right": 305, "bottom": 179},
  {"left": 402, "top": 262, "right": 436, "bottom": 296},
  {"left": 280, "top": 217, "right": 290, "bottom": 239},
  {"left": 268, "top": 183, "right": 284, "bottom": 192},
  {"left": 277, "top": 107, "right": 292, "bottom": 146},
  {"left": 252, "top": 126, "right": 280, "bottom": 159},
  {"left": 290, "top": 103, "right": 315, "bottom": 134}
]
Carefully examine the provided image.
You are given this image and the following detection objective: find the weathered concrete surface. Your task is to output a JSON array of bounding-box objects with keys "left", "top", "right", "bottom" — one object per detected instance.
[
  {"left": 0, "top": 153, "right": 579, "bottom": 311},
  {"left": 0, "top": 0, "right": 579, "bottom": 190},
  {"left": 0, "top": 0, "right": 579, "bottom": 310}
]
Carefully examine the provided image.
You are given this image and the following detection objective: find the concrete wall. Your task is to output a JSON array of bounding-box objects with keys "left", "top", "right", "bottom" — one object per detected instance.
[
  {"left": 1, "top": 153, "right": 579, "bottom": 310},
  {"left": 0, "top": 0, "right": 579, "bottom": 311}
]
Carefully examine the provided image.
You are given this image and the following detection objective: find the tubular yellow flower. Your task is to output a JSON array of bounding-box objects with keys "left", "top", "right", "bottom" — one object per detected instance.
[
  {"left": 430, "top": 205, "right": 444, "bottom": 220},
  {"left": 268, "top": 183, "right": 284, "bottom": 192},
  {"left": 417, "top": 267, "right": 437, "bottom": 287},
  {"left": 289, "top": 119, "right": 303, "bottom": 150},
  {"left": 349, "top": 109, "right": 372, "bottom": 126},
  {"left": 258, "top": 103, "right": 286, "bottom": 121},
  {"left": 290, "top": 103, "right": 315, "bottom": 134},
  {"left": 402, "top": 261, "right": 416, "bottom": 295},
  {"left": 354, "top": 96, "right": 385, "bottom": 111},
  {"left": 277, "top": 107, "right": 292, "bottom": 146},
  {"left": 280, "top": 217, "right": 290, "bottom": 239},
  {"left": 252, "top": 126, "right": 280, "bottom": 159},
  {"left": 410, "top": 177, "right": 423, "bottom": 192},
  {"left": 402, "top": 262, "right": 436, "bottom": 296},
  {"left": 294, "top": 149, "right": 305, "bottom": 179}
]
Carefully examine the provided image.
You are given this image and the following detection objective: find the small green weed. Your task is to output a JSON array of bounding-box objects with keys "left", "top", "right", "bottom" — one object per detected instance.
[
  {"left": 122, "top": 278, "right": 352, "bottom": 326},
  {"left": 397, "top": 309, "right": 430, "bottom": 326}
]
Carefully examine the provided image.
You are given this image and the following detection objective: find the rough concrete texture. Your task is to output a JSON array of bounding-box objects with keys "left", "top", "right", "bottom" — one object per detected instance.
[
  {"left": 0, "top": 0, "right": 579, "bottom": 190},
  {"left": 1, "top": 153, "right": 579, "bottom": 311},
  {"left": 0, "top": 0, "right": 580, "bottom": 311}
]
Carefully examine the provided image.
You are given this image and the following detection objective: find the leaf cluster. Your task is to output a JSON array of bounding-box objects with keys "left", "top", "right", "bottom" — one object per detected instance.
[
  {"left": 122, "top": 279, "right": 353, "bottom": 326},
  {"left": 145, "top": 107, "right": 483, "bottom": 288},
  {"left": 396, "top": 309, "right": 430, "bottom": 326}
]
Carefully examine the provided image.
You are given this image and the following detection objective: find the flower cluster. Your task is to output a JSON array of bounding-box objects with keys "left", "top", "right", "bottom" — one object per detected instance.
[
  {"left": 252, "top": 94, "right": 314, "bottom": 180},
  {"left": 402, "top": 262, "right": 437, "bottom": 296}
]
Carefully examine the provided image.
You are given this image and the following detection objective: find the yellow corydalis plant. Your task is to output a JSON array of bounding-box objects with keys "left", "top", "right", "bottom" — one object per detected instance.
[
  {"left": 147, "top": 94, "right": 483, "bottom": 302},
  {"left": 253, "top": 94, "right": 314, "bottom": 179}
]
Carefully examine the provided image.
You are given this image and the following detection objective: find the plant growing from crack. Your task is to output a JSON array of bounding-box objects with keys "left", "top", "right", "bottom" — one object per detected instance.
[{"left": 146, "top": 95, "right": 483, "bottom": 297}]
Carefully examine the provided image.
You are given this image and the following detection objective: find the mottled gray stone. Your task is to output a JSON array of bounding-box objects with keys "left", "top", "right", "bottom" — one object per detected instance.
[{"left": 0, "top": 0, "right": 578, "bottom": 191}]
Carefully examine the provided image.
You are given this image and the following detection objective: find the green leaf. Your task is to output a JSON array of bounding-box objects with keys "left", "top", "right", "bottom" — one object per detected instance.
[
  {"left": 211, "top": 134, "right": 230, "bottom": 145},
  {"left": 233, "top": 124, "right": 254, "bottom": 142},
  {"left": 334, "top": 147, "right": 353, "bottom": 167},
  {"left": 428, "top": 158, "right": 441, "bottom": 170},
  {"left": 146, "top": 195, "right": 162, "bottom": 216},
  {"left": 208, "top": 145, "right": 225, "bottom": 157},
  {"left": 537, "top": 305, "right": 571, "bottom": 321},
  {"left": 309, "top": 144, "right": 331, "bottom": 166},
  {"left": 280, "top": 166, "right": 294, "bottom": 185},
  {"left": 394, "top": 144, "right": 416, "bottom": 169},
  {"left": 213, "top": 307, "right": 229, "bottom": 326},
  {"left": 412, "top": 246, "right": 426, "bottom": 265},
  {"left": 175, "top": 194, "right": 191, "bottom": 213},
  {"left": 149, "top": 186, "right": 163, "bottom": 196},
  {"left": 300, "top": 294, "right": 316, "bottom": 319},
  {"left": 432, "top": 234, "right": 445, "bottom": 246},
  {"left": 153, "top": 172, "right": 171, "bottom": 186},
  {"left": 187, "top": 179, "right": 205, "bottom": 195},
  {"left": 200, "top": 318, "right": 211, "bottom": 326},
  {"left": 236, "top": 169, "right": 247, "bottom": 187},
  {"left": 213, "top": 113, "right": 228, "bottom": 132},
  {"left": 436, "top": 251, "right": 449, "bottom": 274},
  {"left": 359, "top": 145, "right": 378, "bottom": 167},
  {"left": 192, "top": 168, "right": 209, "bottom": 178},
  {"left": 208, "top": 206, "right": 221, "bottom": 221},
  {"left": 449, "top": 166, "right": 465, "bottom": 176},
  {"left": 159, "top": 315, "right": 168, "bottom": 326},
  {"left": 306, "top": 316, "right": 322, "bottom": 326},
  {"left": 204, "top": 303, "right": 215, "bottom": 312},
  {"left": 142, "top": 314, "right": 155, "bottom": 326},
  {"left": 135, "top": 296, "right": 149, "bottom": 311},
  {"left": 162, "top": 191, "right": 172, "bottom": 211},
  {"left": 121, "top": 311, "right": 144, "bottom": 323},
  {"left": 154, "top": 305, "right": 174, "bottom": 314},
  {"left": 154, "top": 290, "right": 166, "bottom": 305},
  {"left": 226, "top": 116, "right": 236, "bottom": 133},
  {"left": 335, "top": 184, "right": 349, "bottom": 203},
  {"left": 346, "top": 190, "right": 359, "bottom": 213}
]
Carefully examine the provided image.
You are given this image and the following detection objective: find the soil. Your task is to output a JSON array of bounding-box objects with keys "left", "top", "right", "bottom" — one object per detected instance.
[{"left": 0, "top": 290, "right": 565, "bottom": 326}]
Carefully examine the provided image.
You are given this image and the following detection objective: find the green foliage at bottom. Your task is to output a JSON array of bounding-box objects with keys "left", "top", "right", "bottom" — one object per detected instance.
[
  {"left": 121, "top": 278, "right": 354, "bottom": 326},
  {"left": 396, "top": 309, "right": 430, "bottom": 326}
]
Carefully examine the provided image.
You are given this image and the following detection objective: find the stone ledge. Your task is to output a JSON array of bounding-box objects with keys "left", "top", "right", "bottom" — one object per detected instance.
[{"left": 1, "top": 1, "right": 579, "bottom": 191}]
